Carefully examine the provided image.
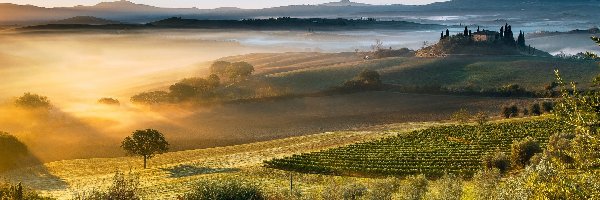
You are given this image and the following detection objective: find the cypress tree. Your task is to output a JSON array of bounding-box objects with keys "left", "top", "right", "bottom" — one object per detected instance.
[
  {"left": 500, "top": 26, "right": 504, "bottom": 38},
  {"left": 464, "top": 26, "right": 469, "bottom": 36},
  {"left": 446, "top": 29, "right": 450, "bottom": 38}
]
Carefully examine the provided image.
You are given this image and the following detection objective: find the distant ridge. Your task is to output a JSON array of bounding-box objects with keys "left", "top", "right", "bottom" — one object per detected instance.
[
  {"left": 320, "top": 0, "right": 372, "bottom": 7},
  {"left": 50, "top": 16, "right": 121, "bottom": 25},
  {"left": 0, "top": 0, "right": 599, "bottom": 25}
]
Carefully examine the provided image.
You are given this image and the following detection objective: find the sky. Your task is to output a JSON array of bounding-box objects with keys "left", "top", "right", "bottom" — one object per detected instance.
[{"left": 0, "top": 0, "right": 446, "bottom": 9}]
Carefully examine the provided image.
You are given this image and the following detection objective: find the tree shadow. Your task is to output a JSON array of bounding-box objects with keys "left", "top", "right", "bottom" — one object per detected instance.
[
  {"left": 1, "top": 164, "right": 69, "bottom": 191},
  {"left": 161, "top": 164, "right": 239, "bottom": 178}
]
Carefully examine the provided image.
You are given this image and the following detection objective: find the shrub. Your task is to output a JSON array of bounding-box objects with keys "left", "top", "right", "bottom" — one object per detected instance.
[
  {"left": 522, "top": 108, "right": 529, "bottom": 116},
  {"left": 541, "top": 101, "right": 554, "bottom": 113},
  {"left": 474, "top": 111, "right": 489, "bottom": 126},
  {"left": 97, "top": 98, "right": 120, "bottom": 105},
  {"left": 74, "top": 171, "right": 139, "bottom": 200},
  {"left": 451, "top": 108, "right": 470, "bottom": 124},
  {"left": 424, "top": 174, "right": 463, "bottom": 200},
  {"left": 530, "top": 103, "right": 542, "bottom": 116},
  {"left": 342, "top": 183, "right": 367, "bottom": 200},
  {"left": 366, "top": 178, "right": 400, "bottom": 200},
  {"left": 546, "top": 132, "right": 576, "bottom": 166},
  {"left": 397, "top": 175, "right": 428, "bottom": 200},
  {"left": 501, "top": 105, "right": 518, "bottom": 118},
  {"left": 511, "top": 137, "right": 543, "bottom": 168},
  {"left": 471, "top": 169, "right": 501, "bottom": 200},
  {"left": 183, "top": 179, "right": 264, "bottom": 200},
  {"left": 0, "top": 182, "right": 50, "bottom": 200},
  {"left": 14, "top": 93, "right": 50, "bottom": 109},
  {"left": 341, "top": 70, "right": 383, "bottom": 91},
  {"left": 482, "top": 150, "right": 511, "bottom": 173}
]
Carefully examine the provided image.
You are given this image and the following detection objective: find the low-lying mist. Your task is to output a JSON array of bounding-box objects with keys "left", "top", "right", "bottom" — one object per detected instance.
[{"left": 0, "top": 29, "right": 584, "bottom": 163}]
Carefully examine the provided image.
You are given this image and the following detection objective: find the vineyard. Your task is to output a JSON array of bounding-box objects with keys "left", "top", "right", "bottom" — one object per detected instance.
[{"left": 265, "top": 118, "right": 572, "bottom": 177}]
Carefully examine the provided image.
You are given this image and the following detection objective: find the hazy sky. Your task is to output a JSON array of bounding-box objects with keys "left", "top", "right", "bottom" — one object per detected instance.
[{"left": 0, "top": 0, "right": 446, "bottom": 9}]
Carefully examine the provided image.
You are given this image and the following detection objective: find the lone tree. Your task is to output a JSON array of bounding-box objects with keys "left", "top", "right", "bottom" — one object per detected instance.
[{"left": 121, "top": 129, "right": 169, "bottom": 169}]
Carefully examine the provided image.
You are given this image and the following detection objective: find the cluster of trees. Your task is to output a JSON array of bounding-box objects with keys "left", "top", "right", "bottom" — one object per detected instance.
[
  {"left": 501, "top": 102, "right": 554, "bottom": 119},
  {"left": 131, "top": 61, "right": 255, "bottom": 104},
  {"left": 439, "top": 23, "right": 526, "bottom": 47}
]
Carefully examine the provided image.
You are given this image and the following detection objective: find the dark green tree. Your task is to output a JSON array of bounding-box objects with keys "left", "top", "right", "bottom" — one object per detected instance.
[
  {"left": 510, "top": 137, "right": 542, "bottom": 168},
  {"left": 464, "top": 26, "right": 468, "bottom": 36},
  {"left": 517, "top": 31, "right": 526, "bottom": 47},
  {"left": 121, "top": 129, "right": 169, "bottom": 169},
  {"left": 530, "top": 103, "right": 542, "bottom": 116}
]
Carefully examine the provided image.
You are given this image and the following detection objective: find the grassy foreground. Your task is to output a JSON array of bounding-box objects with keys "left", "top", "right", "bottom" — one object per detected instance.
[{"left": 0, "top": 122, "right": 439, "bottom": 199}]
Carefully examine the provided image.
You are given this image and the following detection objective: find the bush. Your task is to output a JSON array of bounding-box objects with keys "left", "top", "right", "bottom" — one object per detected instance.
[
  {"left": 475, "top": 112, "right": 489, "bottom": 126},
  {"left": 397, "top": 175, "right": 428, "bottom": 200},
  {"left": 14, "top": 93, "right": 50, "bottom": 109},
  {"left": 541, "top": 101, "right": 554, "bottom": 113},
  {"left": 183, "top": 179, "right": 264, "bottom": 200},
  {"left": 342, "top": 183, "right": 367, "bottom": 200},
  {"left": 366, "top": 178, "right": 400, "bottom": 200},
  {"left": 424, "top": 174, "right": 463, "bottom": 200},
  {"left": 530, "top": 103, "right": 542, "bottom": 116},
  {"left": 0, "top": 182, "right": 50, "bottom": 200},
  {"left": 451, "top": 108, "right": 470, "bottom": 124},
  {"left": 502, "top": 105, "right": 519, "bottom": 118},
  {"left": 75, "top": 171, "right": 139, "bottom": 200},
  {"left": 97, "top": 98, "right": 120, "bottom": 105},
  {"left": 511, "top": 137, "right": 543, "bottom": 169},
  {"left": 482, "top": 150, "right": 511, "bottom": 173},
  {"left": 341, "top": 70, "right": 383, "bottom": 91},
  {"left": 470, "top": 169, "right": 501, "bottom": 199}
]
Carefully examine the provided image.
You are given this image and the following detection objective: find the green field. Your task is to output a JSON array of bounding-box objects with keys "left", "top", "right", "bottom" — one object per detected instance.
[
  {"left": 266, "top": 117, "right": 571, "bottom": 177},
  {"left": 220, "top": 53, "right": 600, "bottom": 94}
]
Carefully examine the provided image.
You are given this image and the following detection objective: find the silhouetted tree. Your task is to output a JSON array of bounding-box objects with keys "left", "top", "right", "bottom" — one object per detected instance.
[
  {"left": 445, "top": 29, "right": 450, "bottom": 38},
  {"left": 464, "top": 26, "right": 468, "bottom": 36},
  {"left": 517, "top": 31, "right": 526, "bottom": 47},
  {"left": 500, "top": 26, "right": 504, "bottom": 38},
  {"left": 121, "top": 129, "right": 169, "bottom": 169},
  {"left": 14, "top": 93, "right": 50, "bottom": 109}
]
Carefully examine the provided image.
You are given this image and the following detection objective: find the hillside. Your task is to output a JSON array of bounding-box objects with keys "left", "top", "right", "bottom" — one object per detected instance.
[
  {"left": 219, "top": 52, "right": 599, "bottom": 94},
  {"left": 0, "top": 122, "right": 439, "bottom": 199},
  {"left": 48, "top": 16, "right": 121, "bottom": 25}
]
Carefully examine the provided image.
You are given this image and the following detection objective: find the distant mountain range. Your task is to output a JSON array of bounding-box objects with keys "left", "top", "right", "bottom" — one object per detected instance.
[{"left": 1, "top": 0, "right": 599, "bottom": 26}]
